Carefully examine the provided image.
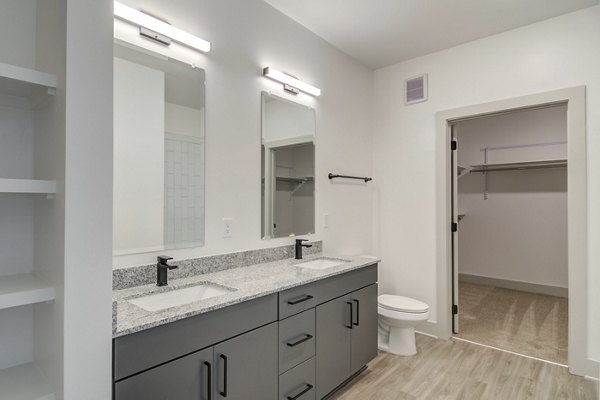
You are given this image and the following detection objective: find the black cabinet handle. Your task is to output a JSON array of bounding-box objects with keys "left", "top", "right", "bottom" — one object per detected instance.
[
  {"left": 287, "top": 295, "right": 313, "bottom": 305},
  {"left": 346, "top": 302, "right": 353, "bottom": 329},
  {"left": 287, "top": 383, "right": 314, "bottom": 400},
  {"left": 286, "top": 334, "right": 313, "bottom": 347},
  {"left": 203, "top": 361, "right": 212, "bottom": 400},
  {"left": 353, "top": 299, "right": 360, "bottom": 326},
  {"left": 219, "top": 354, "right": 228, "bottom": 398}
]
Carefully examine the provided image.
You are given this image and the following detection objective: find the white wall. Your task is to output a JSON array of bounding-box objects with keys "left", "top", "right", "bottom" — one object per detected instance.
[
  {"left": 63, "top": 0, "right": 113, "bottom": 398},
  {"left": 113, "top": 0, "right": 374, "bottom": 267},
  {"left": 457, "top": 106, "right": 568, "bottom": 289},
  {"left": 373, "top": 6, "right": 600, "bottom": 364},
  {"left": 113, "top": 57, "right": 165, "bottom": 253}
]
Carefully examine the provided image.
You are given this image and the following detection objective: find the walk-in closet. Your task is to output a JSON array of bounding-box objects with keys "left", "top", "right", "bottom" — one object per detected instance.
[{"left": 451, "top": 104, "right": 568, "bottom": 364}]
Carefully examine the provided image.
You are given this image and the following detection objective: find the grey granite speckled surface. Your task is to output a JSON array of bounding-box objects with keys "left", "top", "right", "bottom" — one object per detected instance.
[
  {"left": 113, "top": 241, "right": 322, "bottom": 290},
  {"left": 113, "top": 252, "right": 379, "bottom": 338}
]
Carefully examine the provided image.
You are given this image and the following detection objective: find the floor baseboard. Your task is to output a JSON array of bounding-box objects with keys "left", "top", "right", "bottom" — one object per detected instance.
[{"left": 459, "top": 273, "right": 568, "bottom": 298}]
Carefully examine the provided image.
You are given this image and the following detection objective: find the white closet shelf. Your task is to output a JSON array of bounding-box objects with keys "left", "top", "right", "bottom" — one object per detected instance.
[
  {"left": 0, "top": 273, "right": 55, "bottom": 310},
  {"left": 0, "top": 62, "right": 57, "bottom": 99},
  {"left": 470, "top": 159, "right": 567, "bottom": 173},
  {"left": 0, "top": 362, "right": 55, "bottom": 400},
  {"left": 0, "top": 179, "right": 57, "bottom": 195}
]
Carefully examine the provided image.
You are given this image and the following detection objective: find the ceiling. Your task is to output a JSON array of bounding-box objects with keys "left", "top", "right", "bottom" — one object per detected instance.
[{"left": 264, "top": 0, "right": 599, "bottom": 69}]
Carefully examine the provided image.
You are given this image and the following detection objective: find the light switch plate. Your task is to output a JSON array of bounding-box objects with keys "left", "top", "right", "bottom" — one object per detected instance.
[{"left": 323, "top": 213, "right": 329, "bottom": 229}]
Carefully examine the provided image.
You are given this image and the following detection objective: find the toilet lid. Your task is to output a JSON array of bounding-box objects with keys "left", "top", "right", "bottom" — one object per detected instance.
[{"left": 378, "top": 295, "right": 429, "bottom": 313}]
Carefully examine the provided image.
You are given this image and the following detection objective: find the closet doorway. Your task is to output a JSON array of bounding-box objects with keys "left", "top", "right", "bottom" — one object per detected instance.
[
  {"left": 435, "top": 87, "right": 592, "bottom": 376},
  {"left": 450, "top": 105, "right": 568, "bottom": 364}
]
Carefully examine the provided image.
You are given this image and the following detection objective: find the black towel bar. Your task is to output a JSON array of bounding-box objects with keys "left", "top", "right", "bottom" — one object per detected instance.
[{"left": 328, "top": 173, "right": 372, "bottom": 183}]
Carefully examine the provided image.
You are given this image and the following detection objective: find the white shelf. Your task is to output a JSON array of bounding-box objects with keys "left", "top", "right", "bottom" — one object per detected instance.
[
  {"left": 0, "top": 362, "right": 55, "bottom": 400},
  {"left": 0, "top": 62, "right": 57, "bottom": 99},
  {"left": 470, "top": 159, "right": 567, "bottom": 173},
  {"left": 0, "top": 274, "right": 55, "bottom": 310},
  {"left": 0, "top": 179, "right": 56, "bottom": 195}
]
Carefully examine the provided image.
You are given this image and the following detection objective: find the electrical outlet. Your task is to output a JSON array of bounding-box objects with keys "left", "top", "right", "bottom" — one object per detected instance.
[{"left": 223, "top": 218, "right": 233, "bottom": 238}]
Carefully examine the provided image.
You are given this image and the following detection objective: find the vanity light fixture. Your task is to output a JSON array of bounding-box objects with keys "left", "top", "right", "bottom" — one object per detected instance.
[
  {"left": 263, "top": 67, "right": 321, "bottom": 97},
  {"left": 114, "top": 1, "right": 211, "bottom": 53}
]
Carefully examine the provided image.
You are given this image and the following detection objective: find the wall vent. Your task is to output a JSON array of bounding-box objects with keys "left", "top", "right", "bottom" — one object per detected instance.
[{"left": 404, "top": 73, "right": 428, "bottom": 105}]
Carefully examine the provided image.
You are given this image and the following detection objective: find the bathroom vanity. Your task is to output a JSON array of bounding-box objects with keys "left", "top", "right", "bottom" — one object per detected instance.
[{"left": 112, "top": 255, "right": 378, "bottom": 400}]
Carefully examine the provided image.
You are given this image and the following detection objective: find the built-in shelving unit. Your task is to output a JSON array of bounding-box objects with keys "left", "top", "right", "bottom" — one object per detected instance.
[
  {"left": 0, "top": 362, "right": 55, "bottom": 400},
  {"left": 0, "top": 61, "right": 57, "bottom": 100},
  {"left": 0, "top": 2, "right": 66, "bottom": 397},
  {"left": 0, "top": 179, "right": 57, "bottom": 195},
  {"left": 470, "top": 159, "right": 567, "bottom": 173},
  {"left": 0, "top": 274, "right": 55, "bottom": 310}
]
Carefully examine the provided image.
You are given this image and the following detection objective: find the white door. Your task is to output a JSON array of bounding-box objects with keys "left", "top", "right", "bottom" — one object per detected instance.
[{"left": 451, "top": 125, "right": 459, "bottom": 334}]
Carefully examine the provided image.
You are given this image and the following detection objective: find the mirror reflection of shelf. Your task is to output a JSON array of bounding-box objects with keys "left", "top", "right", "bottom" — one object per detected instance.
[{"left": 276, "top": 176, "right": 314, "bottom": 195}]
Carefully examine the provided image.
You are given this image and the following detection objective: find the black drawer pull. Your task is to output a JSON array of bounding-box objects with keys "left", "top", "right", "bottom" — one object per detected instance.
[
  {"left": 219, "top": 354, "right": 228, "bottom": 398},
  {"left": 353, "top": 299, "right": 360, "bottom": 326},
  {"left": 203, "top": 361, "right": 212, "bottom": 400},
  {"left": 346, "top": 301, "right": 353, "bottom": 329},
  {"left": 287, "top": 295, "right": 313, "bottom": 305},
  {"left": 286, "top": 334, "right": 313, "bottom": 347},
  {"left": 287, "top": 383, "right": 314, "bottom": 400}
]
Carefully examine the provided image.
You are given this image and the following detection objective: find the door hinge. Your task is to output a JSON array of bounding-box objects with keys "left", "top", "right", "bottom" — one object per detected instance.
[
  {"left": 451, "top": 140, "right": 457, "bottom": 151},
  {"left": 452, "top": 304, "right": 458, "bottom": 315},
  {"left": 451, "top": 222, "right": 458, "bottom": 232}
]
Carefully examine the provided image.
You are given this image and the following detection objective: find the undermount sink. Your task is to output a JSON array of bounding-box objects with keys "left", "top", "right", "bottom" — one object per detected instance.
[
  {"left": 295, "top": 257, "right": 350, "bottom": 271},
  {"left": 128, "top": 283, "right": 235, "bottom": 312}
]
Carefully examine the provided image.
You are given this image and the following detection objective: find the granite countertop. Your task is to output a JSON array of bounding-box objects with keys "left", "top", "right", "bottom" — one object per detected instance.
[{"left": 113, "top": 253, "right": 380, "bottom": 338}]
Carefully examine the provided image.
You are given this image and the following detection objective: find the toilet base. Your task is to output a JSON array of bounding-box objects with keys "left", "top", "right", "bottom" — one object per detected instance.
[{"left": 378, "top": 326, "right": 417, "bottom": 356}]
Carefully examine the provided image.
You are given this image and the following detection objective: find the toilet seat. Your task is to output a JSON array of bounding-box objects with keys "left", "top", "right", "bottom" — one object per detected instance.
[{"left": 378, "top": 295, "right": 429, "bottom": 314}]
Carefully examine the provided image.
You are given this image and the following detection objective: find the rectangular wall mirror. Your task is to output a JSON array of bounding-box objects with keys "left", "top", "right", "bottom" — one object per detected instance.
[
  {"left": 113, "top": 41, "right": 206, "bottom": 255},
  {"left": 261, "top": 92, "right": 316, "bottom": 239}
]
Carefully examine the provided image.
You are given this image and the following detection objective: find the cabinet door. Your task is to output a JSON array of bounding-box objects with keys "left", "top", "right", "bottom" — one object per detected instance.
[
  {"left": 350, "top": 284, "right": 378, "bottom": 373},
  {"left": 114, "top": 347, "right": 213, "bottom": 400},
  {"left": 214, "top": 322, "right": 278, "bottom": 400},
  {"left": 315, "top": 295, "right": 352, "bottom": 399}
]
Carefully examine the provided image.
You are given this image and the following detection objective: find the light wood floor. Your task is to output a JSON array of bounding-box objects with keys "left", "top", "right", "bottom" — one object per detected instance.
[
  {"left": 456, "top": 282, "right": 568, "bottom": 364},
  {"left": 330, "top": 335, "right": 598, "bottom": 400}
]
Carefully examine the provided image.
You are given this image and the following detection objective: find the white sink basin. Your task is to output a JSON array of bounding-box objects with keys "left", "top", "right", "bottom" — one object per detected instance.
[
  {"left": 129, "top": 283, "right": 234, "bottom": 312},
  {"left": 295, "top": 257, "right": 349, "bottom": 271}
]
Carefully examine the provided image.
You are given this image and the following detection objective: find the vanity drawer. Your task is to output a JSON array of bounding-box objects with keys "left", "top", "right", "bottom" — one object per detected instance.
[
  {"left": 278, "top": 264, "right": 378, "bottom": 319},
  {"left": 279, "top": 358, "right": 316, "bottom": 400},
  {"left": 279, "top": 308, "right": 315, "bottom": 373}
]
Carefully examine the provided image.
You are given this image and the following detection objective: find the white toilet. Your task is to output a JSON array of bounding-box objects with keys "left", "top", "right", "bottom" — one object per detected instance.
[{"left": 377, "top": 294, "right": 429, "bottom": 356}]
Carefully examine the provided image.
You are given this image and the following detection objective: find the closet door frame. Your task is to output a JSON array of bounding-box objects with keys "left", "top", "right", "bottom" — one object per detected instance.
[{"left": 435, "top": 86, "right": 593, "bottom": 378}]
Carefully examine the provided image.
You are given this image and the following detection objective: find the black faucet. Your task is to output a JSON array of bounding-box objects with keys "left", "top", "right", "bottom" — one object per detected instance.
[
  {"left": 157, "top": 256, "right": 178, "bottom": 286},
  {"left": 295, "top": 239, "right": 312, "bottom": 260}
]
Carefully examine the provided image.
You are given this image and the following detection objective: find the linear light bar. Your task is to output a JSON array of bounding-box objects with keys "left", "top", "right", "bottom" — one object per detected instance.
[
  {"left": 263, "top": 67, "right": 321, "bottom": 97},
  {"left": 114, "top": 1, "right": 211, "bottom": 53}
]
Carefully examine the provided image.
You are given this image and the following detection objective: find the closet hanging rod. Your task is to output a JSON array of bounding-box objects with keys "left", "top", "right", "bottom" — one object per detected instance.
[{"left": 328, "top": 173, "right": 372, "bottom": 183}]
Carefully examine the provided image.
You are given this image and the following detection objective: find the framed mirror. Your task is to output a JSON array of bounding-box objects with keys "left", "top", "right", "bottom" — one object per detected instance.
[
  {"left": 261, "top": 92, "right": 316, "bottom": 239},
  {"left": 113, "top": 41, "right": 206, "bottom": 255}
]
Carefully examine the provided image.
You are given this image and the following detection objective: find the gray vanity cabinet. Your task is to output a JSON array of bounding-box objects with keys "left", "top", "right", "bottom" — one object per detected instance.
[
  {"left": 315, "top": 294, "right": 352, "bottom": 399},
  {"left": 315, "top": 283, "right": 378, "bottom": 399},
  {"left": 214, "top": 322, "right": 279, "bottom": 400},
  {"left": 350, "top": 284, "right": 378, "bottom": 373},
  {"left": 114, "top": 347, "right": 213, "bottom": 400}
]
